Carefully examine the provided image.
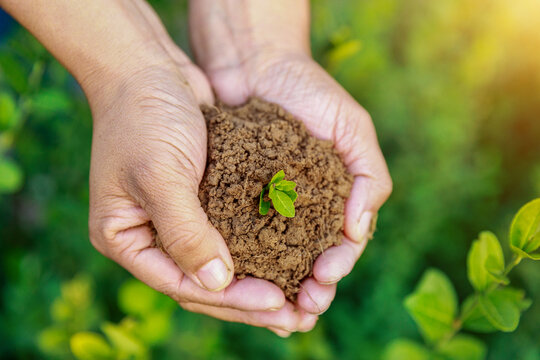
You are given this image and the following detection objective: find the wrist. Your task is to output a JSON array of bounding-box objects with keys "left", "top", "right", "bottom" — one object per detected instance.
[{"left": 189, "top": 0, "right": 311, "bottom": 75}]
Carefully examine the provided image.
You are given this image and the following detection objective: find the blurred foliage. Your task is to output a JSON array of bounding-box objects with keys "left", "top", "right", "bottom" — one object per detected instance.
[
  {"left": 384, "top": 199, "right": 540, "bottom": 360},
  {"left": 1, "top": 0, "right": 539, "bottom": 359}
]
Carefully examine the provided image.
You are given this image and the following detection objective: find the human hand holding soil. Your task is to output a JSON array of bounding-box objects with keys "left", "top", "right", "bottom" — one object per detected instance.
[
  {"left": 1, "top": 0, "right": 318, "bottom": 336},
  {"left": 190, "top": 0, "right": 393, "bottom": 334}
]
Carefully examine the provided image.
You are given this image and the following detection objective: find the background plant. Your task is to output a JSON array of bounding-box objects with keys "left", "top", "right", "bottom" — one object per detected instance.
[
  {"left": 1, "top": 0, "right": 540, "bottom": 359},
  {"left": 383, "top": 198, "right": 540, "bottom": 360}
]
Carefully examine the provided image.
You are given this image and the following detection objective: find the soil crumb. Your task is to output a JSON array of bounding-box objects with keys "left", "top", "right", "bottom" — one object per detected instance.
[{"left": 198, "top": 98, "right": 353, "bottom": 301}]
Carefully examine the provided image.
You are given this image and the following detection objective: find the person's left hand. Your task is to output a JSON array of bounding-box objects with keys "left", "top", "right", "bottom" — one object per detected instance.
[{"left": 189, "top": 0, "right": 393, "bottom": 336}]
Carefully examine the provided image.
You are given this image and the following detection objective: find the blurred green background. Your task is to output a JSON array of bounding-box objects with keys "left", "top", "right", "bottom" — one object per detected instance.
[{"left": 1, "top": 0, "right": 539, "bottom": 359}]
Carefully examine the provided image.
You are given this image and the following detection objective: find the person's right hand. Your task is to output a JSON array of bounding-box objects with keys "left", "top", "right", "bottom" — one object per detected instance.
[{"left": 83, "top": 1, "right": 317, "bottom": 337}]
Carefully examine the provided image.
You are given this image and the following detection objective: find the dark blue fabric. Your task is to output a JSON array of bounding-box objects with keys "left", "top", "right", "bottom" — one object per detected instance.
[{"left": 0, "top": 8, "right": 15, "bottom": 41}]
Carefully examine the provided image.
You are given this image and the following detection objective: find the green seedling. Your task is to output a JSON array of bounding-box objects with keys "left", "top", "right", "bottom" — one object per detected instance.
[{"left": 259, "top": 170, "right": 298, "bottom": 218}]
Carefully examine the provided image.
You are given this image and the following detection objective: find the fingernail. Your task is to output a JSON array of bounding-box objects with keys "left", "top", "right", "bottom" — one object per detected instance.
[
  {"left": 319, "top": 279, "right": 340, "bottom": 285},
  {"left": 196, "top": 258, "right": 230, "bottom": 291},
  {"left": 355, "top": 211, "right": 375, "bottom": 242},
  {"left": 298, "top": 314, "right": 318, "bottom": 332}
]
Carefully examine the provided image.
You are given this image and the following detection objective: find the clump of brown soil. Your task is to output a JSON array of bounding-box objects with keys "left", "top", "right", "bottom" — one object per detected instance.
[{"left": 198, "top": 98, "right": 353, "bottom": 301}]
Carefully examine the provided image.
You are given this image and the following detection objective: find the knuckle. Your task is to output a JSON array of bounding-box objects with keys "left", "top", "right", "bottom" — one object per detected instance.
[
  {"left": 88, "top": 213, "right": 117, "bottom": 258},
  {"left": 380, "top": 173, "right": 393, "bottom": 199},
  {"left": 162, "top": 221, "right": 207, "bottom": 256}
]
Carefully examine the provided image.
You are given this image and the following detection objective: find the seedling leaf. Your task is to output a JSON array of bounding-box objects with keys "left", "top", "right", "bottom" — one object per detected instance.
[
  {"left": 269, "top": 189, "right": 295, "bottom": 218},
  {"left": 259, "top": 171, "right": 298, "bottom": 217},
  {"left": 284, "top": 190, "right": 298, "bottom": 203},
  {"left": 259, "top": 186, "right": 270, "bottom": 215},
  {"left": 275, "top": 180, "right": 296, "bottom": 192},
  {"left": 270, "top": 170, "right": 285, "bottom": 185}
]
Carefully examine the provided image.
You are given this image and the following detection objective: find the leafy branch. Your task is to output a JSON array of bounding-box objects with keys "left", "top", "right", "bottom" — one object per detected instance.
[
  {"left": 259, "top": 170, "right": 298, "bottom": 218},
  {"left": 384, "top": 198, "right": 540, "bottom": 360}
]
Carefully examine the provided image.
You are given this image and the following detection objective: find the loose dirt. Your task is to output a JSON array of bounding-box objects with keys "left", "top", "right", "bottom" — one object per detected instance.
[{"left": 197, "top": 98, "right": 353, "bottom": 301}]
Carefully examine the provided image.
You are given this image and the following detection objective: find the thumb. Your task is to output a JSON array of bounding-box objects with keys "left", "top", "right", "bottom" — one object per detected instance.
[{"left": 136, "top": 173, "right": 234, "bottom": 292}]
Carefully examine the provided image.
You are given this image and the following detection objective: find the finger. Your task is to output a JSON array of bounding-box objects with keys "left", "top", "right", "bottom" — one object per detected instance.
[
  {"left": 297, "top": 278, "right": 336, "bottom": 315},
  {"left": 268, "top": 327, "right": 292, "bottom": 338},
  {"left": 312, "top": 236, "right": 368, "bottom": 285},
  {"left": 112, "top": 225, "right": 284, "bottom": 311},
  {"left": 132, "top": 167, "right": 234, "bottom": 292},
  {"left": 332, "top": 103, "right": 392, "bottom": 243},
  {"left": 179, "top": 301, "right": 302, "bottom": 332},
  {"left": 296, "top": 310, "right": 319, "bottom": 333}
]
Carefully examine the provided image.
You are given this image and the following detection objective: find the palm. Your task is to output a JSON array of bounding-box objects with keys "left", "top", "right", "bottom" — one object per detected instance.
[{"left": 206, "top": 54, "right": 391, "bottom": 314}]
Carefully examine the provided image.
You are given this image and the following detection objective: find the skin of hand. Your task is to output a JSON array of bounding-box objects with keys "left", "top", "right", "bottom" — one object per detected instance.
[
  {"left": 189, "top": 0, "right": 393, "bottom": 335},
  {"left": 0, "top": 0, "right": 318, "bottom": 335}
]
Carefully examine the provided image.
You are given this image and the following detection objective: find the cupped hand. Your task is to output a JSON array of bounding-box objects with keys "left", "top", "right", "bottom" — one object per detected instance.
[
  {"left": 190, "top": 0, "right": 392, "bottom": 330},
  {"left": 85, "top": 1, "right": 315, "bottom": 336}
]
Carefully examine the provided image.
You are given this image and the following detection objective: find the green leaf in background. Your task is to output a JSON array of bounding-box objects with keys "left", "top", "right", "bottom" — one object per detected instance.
[
  {"left": 497, "top": 287, "right": 532, "bottom": 312},
  {"left": 0, "top": 92, "right": 18, "bottom": 131},
  {"left": 0, "top": 53, "right": 28, "bottom": 93},
  {"left": 461, "top": 295, "right": 497, "bottom": 333},
  {"left": 101, "top": 322, "right": 147, "bottom": 359},
  {"left": 133, "top": 311, "right": 172, "bottom": 346},
  {"left": 382, "top": 339, "right": 431, "bottom": 360},
  {"left": 478, "top": 288, "right": 521, "bottom": 332},
  {"left": 37, "top": 326, "right": 69, "bottom": 357},
  {"left": 70, "top": 332, "right": 114, "bottom": 360},
  {"left": 30, "top": 88, "right": 71, "bottom": 116},
  {"left": 118, "top": 279, "right": 160, "bottom": 317},
  {"left": 270, "top": 170, "right": 285, "bottom": 184},
  {"left": 437, "top": 335, "right": 487, "bottom": 360},
  {"left": 0, "top": 157, "right": 23, "bottom": 193},
  {"left": 467, "top": 231, "right": 505, "bottom": 291},
  {"left": 509, "top": 198, "right": 540, "bottom": 260},
  {"left": 404, "top": 269, "right": 457, "bottom": 343},
  {"left": 269, "top": 188, "right": 295, "bottom": 218}
]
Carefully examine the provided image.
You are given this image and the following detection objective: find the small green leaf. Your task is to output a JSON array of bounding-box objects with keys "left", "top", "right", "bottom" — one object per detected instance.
[
  {"left": 479, "top": 288, "right": 521, "bottom": 332},
  {"left": 30, "top": 88, "right": 71, "bottom": 115},
  {"left": 404, "top": 269, "right": 457, "bottom": 343},
  {"left": 0, "top": 53, "right": 28, "bottom": 93},
  {"left": 269, "top": 189, "right": 295, "bottom": 218},
  {"left": 497, "top": 287, "right": 532, "bottom": 312},
  {"left": 118, "top": 280, "right": 159, "bottom": 316},
  {"left": 284, "top": 189, "right": 298, "bottom": 203},
  {"left": 485, "top": 256, "right": 509, "bottom": 285},
  {"left": 467, "top": 231, "right": 505, "bottom": 291},
  {"left": 270, "top": 170, "right": 285, "bottom": 184},
  {"left": 462, "top": 295, "right": 498, "bottom": 333},
  {"left": 437, "top": 335, "right": 487, "bottom": 360},
  {"left": 275, "top": 180, "right": 296, "bottom": 191},
  {"left": 133, "top": 311, "right": 172, "bottom": 346},
  {"left": 509, "top": 198, "right": 540, "bottom": 259},
  {"left": 70, "top": 332, "right": 114, "bottom": 360},
  {"left": 0, "top": 157, "right": 23, "bottom": 193},
  {"left": 101, "top": 323, "right": 146, "bottom": 358},
  {"left": 0, "top": 92, "right": 18, "bottom": 131},
  {"left": 259, "top": 187, "right": 270, "bottom": 215},
  {"left": 382, "top": 339, "right": 431, "bottom": 360}
]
